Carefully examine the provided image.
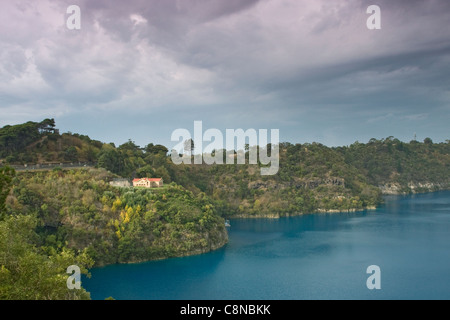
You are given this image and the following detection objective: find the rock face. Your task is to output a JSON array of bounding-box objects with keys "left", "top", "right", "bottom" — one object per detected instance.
[
  {"left": 208, "top": 226, "right": 229, "bottom": 251},
  {"left": 406, "top": 182, "right": 439, "bottom": 193},
  {"left": 378, "top": 183, "right": 403, "bottom": 195},
  {"left": 177, "top": 225, "right": 229, "bottom": 258},
  {"left": 248, "top": 178, "right": 345, "bottom": 191},
  {"left": 379, "top": 182, "right": 449, "bottom": 195}
]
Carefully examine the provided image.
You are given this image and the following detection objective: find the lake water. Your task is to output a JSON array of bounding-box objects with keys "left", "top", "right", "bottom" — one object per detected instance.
[{"left": 83, "top": 191, "right": 450, "bottom": 300}]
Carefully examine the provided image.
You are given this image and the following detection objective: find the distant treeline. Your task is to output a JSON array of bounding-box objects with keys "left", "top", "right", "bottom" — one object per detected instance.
[
  {"left": 1, "top": 120, "right": 449, "bottom": 217},
  {"left": 0, "top": 120, "right": 449, "bottom": 300}
]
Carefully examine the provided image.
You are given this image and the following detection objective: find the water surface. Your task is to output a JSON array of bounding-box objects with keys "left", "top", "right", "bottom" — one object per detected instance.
[{"left": 83, "top": 191, "right": 450, "bottom": 300}]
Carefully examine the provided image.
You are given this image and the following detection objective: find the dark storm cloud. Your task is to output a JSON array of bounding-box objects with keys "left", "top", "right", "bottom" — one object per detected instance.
[
  {"left": 79, "top": 0, "right": 262, "bottom": 44},
  {"left": 0, "top": 0, "right": 449, "bottom": 146}
]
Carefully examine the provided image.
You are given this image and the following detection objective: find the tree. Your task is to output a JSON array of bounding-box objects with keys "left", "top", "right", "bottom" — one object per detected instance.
[
  {"left": 119, "top": 140, "right": 140, "bottom": 153},
  {"left": 0, "top": 166, "right": 15, "bottom": 219},
  {"left": 0, "top": 214, "right": 93, "bottom": 300},
  {"left": 38, "top": 118, "right": 56, "bottom": 134},
  {"left": 184, "top": 139, "right": 194, "bottom": 156},
  {"left": 136, "top": 165, "right": 155, "bottom": 178},
  {"left": 0, "top": 119, "right": 59, "bottom": 158},
  {"left": 98, "top": 146, "right": 124, "bottom": 175},
  {"left": 424, "top": 137, "right": 433, "bottom": 145},
  {"left": 64, "top": 146, "right": 78, "bottom": 161},
  {"left": 145, "top": 143, "right": 169, "bottom": 155}
]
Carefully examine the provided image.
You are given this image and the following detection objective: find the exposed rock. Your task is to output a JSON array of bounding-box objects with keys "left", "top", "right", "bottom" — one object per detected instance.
[
  {"left": 378, "top": 183, "right": 403, "bottom": 195},
  {"left": 248, "top": 177, "right": 346, "bottom": 191},
  {"left": 379, "top": 181, "right": 449, "bottom": 195},
  {"left": 325, "top": 178, "right": 345, "bottom": 187},
  {"left": 290, "top": 177, "right": 344, "bottom": 190}
]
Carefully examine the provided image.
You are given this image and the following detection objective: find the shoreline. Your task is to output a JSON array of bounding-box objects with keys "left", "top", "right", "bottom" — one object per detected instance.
[
  {"left": 228, "top": 205, "right": 378, "bottom": 219},
  {"left": 88, "top": 190, "right": 449, "bottom": 268}
]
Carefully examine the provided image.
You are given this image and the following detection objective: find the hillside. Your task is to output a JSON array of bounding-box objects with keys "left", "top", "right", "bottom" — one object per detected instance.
[
  {"left": 1, "top": 119, "right": 449, "bottom": 299},
  {"left": 0, "top": 119, "right": 103, "bottom": 165},
  {"left": 0, "top": 166, "right": 227, "bottom": 299},
  {"left": 4, "top": 168, "right": 227, "bottom": 266},
  {"left": 337, "top": 137, "right": 450, "bottom": 194},
  {"left": 173, "top": 143, "right": 382, "bottom": 217},
  {"left": 1, "top": 120, "right": 449, "bottom": 217}
]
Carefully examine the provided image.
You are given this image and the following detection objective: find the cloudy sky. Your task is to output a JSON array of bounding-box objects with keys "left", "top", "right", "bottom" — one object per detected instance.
[{"left": 1, "top": 0, "right": 449, "bottom": 148}]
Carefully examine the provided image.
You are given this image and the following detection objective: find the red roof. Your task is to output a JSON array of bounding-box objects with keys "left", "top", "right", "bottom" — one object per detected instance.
[{"left": 133, "top": 178, "right": 162, "bottom": 182}]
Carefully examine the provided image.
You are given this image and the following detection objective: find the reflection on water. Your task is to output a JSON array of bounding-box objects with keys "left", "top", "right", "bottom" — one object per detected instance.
[{"left": 84, "top": 191, "right": 450, "bottom": 300}]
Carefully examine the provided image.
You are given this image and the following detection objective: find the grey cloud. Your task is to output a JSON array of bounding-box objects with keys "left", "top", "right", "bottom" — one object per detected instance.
[
  {"left": 77, "top": 0, "right": 261, "bottom": 43},
  {"left": 0, "top": 47, "right": 27, "bottom": 76},
  {"left": 1, "top": 0, "right": 449, "bottom": 145}
]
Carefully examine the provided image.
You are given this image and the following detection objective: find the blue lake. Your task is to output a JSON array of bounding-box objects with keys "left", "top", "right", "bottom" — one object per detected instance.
[{"left": 83, "top": 191, "right": 450, "bottom": 300}]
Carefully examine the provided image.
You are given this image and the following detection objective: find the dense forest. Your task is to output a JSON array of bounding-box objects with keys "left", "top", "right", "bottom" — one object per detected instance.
[
  {"left": 1, "top": 119, "right": 449, "bottom": 217},
  {"left": 2, "top": 119, "right": 448, "bottom": 215},
  {"left": 0, "top": 167, "right": 227, "bottom": 299},
  {"left": 337, "top": 137, "right": 450, "bottom": 193},
  {"left": 0, "top": 119, "right": 449, "bottom": 299}
]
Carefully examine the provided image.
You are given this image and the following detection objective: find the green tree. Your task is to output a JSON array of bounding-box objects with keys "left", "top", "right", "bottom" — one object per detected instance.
[
  {"left": 184, "top": 139, "right": 194, "bottom": 155},
  {"left": 0, "top": 166, "right": 15, "bottom": 219},
  {"left": 145, "top": 143, "right": 169, "bottom": 155},
  {"left": 98, "top": 145, "right": 124, "bottom": 175},
  {"left": 38, "top": 118, "right": 56, "bottom": 134},
  {"left": 0, "top": 215, "right": 93, "bottom": 300},
  {"left": 0, "top": 119, "right": 58, "bottom": 158},
  {"left": 64, "top": 146, "right": 78, "bottom": 161}
]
